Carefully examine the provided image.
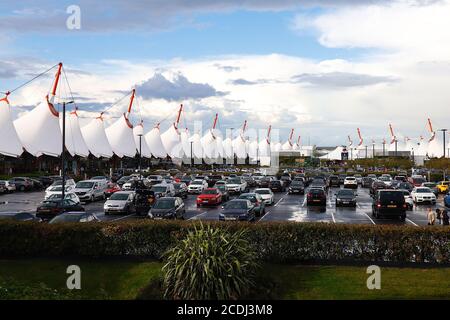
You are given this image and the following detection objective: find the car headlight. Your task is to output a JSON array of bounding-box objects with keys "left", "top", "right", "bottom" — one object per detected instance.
[{"left": 336, "top": 198, "right": 341, "bottom": 201}]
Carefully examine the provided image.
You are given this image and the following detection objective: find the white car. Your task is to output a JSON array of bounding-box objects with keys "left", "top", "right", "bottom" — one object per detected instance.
[
  {"left": 45, "top": 179, "right": 76, "bottom": 192},
  {"left": 400, "top": 189, "right": 414, "bottom": 210},
  {"left": 188, "top": 179, "right": 208, "bottom": 194},
  {"left": 226, "top": 177, "right": 247, "bottom": 194},
  {"left": 47, "top": 192, "right": 81, "bottom": 205},
  {"left": 0, "top": 180, "right": 16, "bottom": 193},
  {"left": 379, "top": 176, "right": 393, "bottom": 187},
  {"left": 44, "top": 185, "right": 76, "bottom": 200},
  {"left": 354, "top": 174, "right": 363, "bottom": 184},
  {"left": 73, "top": 180, "right": 107, "bottom": 202},
  {"left": 254, "top": 188, "right": 275, "bottom": 205},
  {"left": 343, "top": 177, "right": 358, "bottom": 189},
  {"left": 411, "top": 187, "right": 436, "bottom": 204}
]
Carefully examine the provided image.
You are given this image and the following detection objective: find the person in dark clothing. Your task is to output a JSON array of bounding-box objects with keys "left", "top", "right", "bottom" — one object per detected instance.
[
  {"left": 442, "top": 210, "right": 449, "bottom": 226},
  {"left": 436, "top": 209, "right": 442, "bottom": 225}
]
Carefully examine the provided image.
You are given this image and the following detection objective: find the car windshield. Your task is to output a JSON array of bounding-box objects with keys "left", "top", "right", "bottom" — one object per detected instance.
[
  {"left": 338, "top": 190, "right": 354, "bottom": 196},
  {"left": 423, "top": 183, "right": 436, "bottom": 187},
  {"left": 228, "top": 179, "right": 241, "bottom": 184},
  {"left": 217, "top": 186, "right": 226, "bottom": 191},
  {"left": 109, "top": 193, "right": 130, "bottom": 201},
  {"left": 76, "top": 181, "right": 94, "bottom": 188},
  {"left": 346, "top": 178, "right": 356, "bottom": 181},
  {"left": 239, "top": 194, "right": 256, "bottom": 202},
  {"left": 255, "top": 189, "right": 270, "bottom": 194},
  {"left": 309, "top": 189, "right": 324, "bottom": 195},
  {"left": 224, "top": 201, "right": 247, "bottom": 209},
  {"left": 154, "top": 200, "right": 175, "bottom": 209},
  {"left": 49, "top": 186, "right": 64, "bottom": 191},
  {"left": 41, "top": 201, "right": 60, "bottom": 207},
  {"left": 291, "top": 181, "right": 304, "bottom": 186},
  {"left": 202, "top": 189, "right": 217, "bottom": 195},
  {"left": 50, "top": 214, "right": 84, "bottom": 223},
  {"left": 151, "top": 186, "right": 167, "bottom": 193},
  {"left": 173, "top": 184, "right": 181, "bottom": 190},
  {"left": 191, "top": 180, "right": 203, "bottom": 185},
  {"left": 416, "top": 188, "right": 431, "bottom": 193}
]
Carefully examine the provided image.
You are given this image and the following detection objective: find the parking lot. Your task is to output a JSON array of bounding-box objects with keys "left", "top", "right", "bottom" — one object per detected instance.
[{"left": 0, "top": 185, "right": 447, "bottom": 226}]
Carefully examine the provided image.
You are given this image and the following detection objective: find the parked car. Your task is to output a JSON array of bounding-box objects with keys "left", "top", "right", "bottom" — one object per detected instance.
[
  {"left": 197, "top": 188, "right": 223, "bottom": 207},
  {"left": 259, "top": 176, "right": 274, "bottom": 188},
  {"left": 396, "top": 182, "right": 414, "bottom": 192},
  {"left": 216, "top": 184, "right": 230, "bottom": 202},
  {"left": 45, "top": 179, "right": 76, "bottom": 192},
  {"left": 254, "top": 188, "right": 274, "bottom": 205},
  {"left": 44, "top": 185, "right": 76, "bottom": 200},
  {"left": 372, "top": 190, "right": 407, "bottom": 220},
  {"left": 148, "top": 197, "right": 185, "bottom": 219},
  {"left": 421, "top": 182, "right": 439, "bottom": 197},
  {"left": 226, "top": 177, "right": 248, "bottom": 194},
  {"left": 370, "top": 181, "right": 387, "bottom": 195},
  {"left": 49, "top": 212, "right": 99, "bottom": 224},
  {"left": 280, "top": 175, "right": 292, "bottom": 187},
  {"left": 269, "top": 180, "right": 285, "bottom": 192},
  {"left": 187, "top": 179, "right": 209, "bottom": 194},
  {"left": 219, "top": 199, "right": 255, "bottom": 221},
  {"left": 73, "top": 180, "right": 107, "bottom": 202},
  {"left": 306, "top": 188, "right": 327, "bottom": 206},
  {"left": 394, "top": 176, "right": 407, "bottom": 182},
  {"left": 0, "top": 181, "right": 6, "bottom": 194},
  {"left": 90, "top": 176, "right": 109, "bottom": 182},
  {"left": 37, "top": 176, "right": 55, "bottom": 187},
  {"left": 354, "top": 174, "right": 363, "bottom": 185},
  {"left": 328, "top": 175, "right": 340, "bottom": 187},
  {"left": 9, "top": 177, "right": 33, "bottom": 191},
  {"left": 288, "top": 180, "right": 305, "bottom": 194},
  {"left": 0, "top": 212, "right": 42, "bottom": 222},
  {"left": 411, "top": 187, "right": 436, "bottom": 204},
  {"left": 238, "top": 193, "right": 266, "bottom": 216},
  {"left": 379, "top": 175, "right": 393, "bottom": 187},
  {"left": 207, "top": 175, "right": 224, "bottom": 187},
  {"left": 335, "top": 189, "right": 357, "bottom": 207},
  {"left": 343, "top": 177, "right": 358, "bottom": 189},
  {"left": 173, "top": 182, "right": 188, "bottom": 199},
  {"left": 399, "top": 189, "right": 414, "bottom": 210},
  {"left": 116, "top": 175, "right": 132, "bottom": 187},
  {"left": 361, "top": 177, "right": 373, "bottom": 188},
  {"left": 29, "top": 178, "right": 45, "bottom": 190},
  {"left": 409, "top": 175, "right": 426, "bottom": 187},
  {"left": 338, "top": 174, "right": 346, "bottom": 185},
  {"left": 104, "top": 191, "right": 135, "bottom": 215},
  {"left": 151, "top": 183, "right": 175, "bottom": 198},
  {"left": 105, "top": 183, "right": 121, "bottom": 197},
  {"left": 444, "top": 192, "right": 450, "bottom": 208},
  {"left": 180, "top": 176, "right": 193, "bottom": 186},
  {"left": 36, "top": 199, "right": 85, "bottom": 221},
  {"left": 47, "top": 192, "right": 81, "bottom": 205},
  {"left": 436, "top": 181, "right": 450, "bottom": 194}
]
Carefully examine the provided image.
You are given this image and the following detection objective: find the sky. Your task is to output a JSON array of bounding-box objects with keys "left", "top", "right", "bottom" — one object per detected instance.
[{"left": 1, "top": 0, "right": 449, "bottom": 146}]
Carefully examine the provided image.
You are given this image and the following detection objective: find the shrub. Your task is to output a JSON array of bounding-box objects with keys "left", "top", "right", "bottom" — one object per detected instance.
[
  {"left": 0, "top": 220, "right": 449, "bottom": 264},
  {"left": 162, "top": 223, "right": 258, "bottom": 300}
]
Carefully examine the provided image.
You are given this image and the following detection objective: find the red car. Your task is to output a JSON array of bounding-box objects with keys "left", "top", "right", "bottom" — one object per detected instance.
[
  {"left": 105, "top": 183, "right": 121, "bottom": 197},
  {"left": 196, "top": 188, "right": 223, "bottom": 207}
]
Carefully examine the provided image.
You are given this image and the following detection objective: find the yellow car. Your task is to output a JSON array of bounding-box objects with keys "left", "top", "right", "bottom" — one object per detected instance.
[{"left": 436, "top": 181, "right": 450, "bottom": 193}]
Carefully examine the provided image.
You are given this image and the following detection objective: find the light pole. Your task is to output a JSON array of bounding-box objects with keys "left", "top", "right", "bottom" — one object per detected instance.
[
  {"left": 439, "top": 129, "right": 447, "bottom": 158},
  {"left": 230, "top": 127, "right": 234, "bottom": 166},
  {"left": 135, "top": 124, "right": 144, "bottom": 180},
  {"left": 395, "top": 140, "right": 398, "bottom": 157},
  {"left": 190, "top": 141, "right": 193, "bottom": 167},
  {"left": 382, "top": 141, "right": 386, "bottom": 157},
  {"left": 61, "top": 100, "right": 74, "bottom": 201},
  {"left": 365, "top": 145, "right": 368, "bottom": 158},
  {"left": 372, "top": 143, "right": 375, "bottom": 158}
]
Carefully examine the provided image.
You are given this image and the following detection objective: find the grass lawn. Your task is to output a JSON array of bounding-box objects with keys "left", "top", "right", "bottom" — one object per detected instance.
[{"left": 0, "top": 259, "right": 449, "bottom": 299}]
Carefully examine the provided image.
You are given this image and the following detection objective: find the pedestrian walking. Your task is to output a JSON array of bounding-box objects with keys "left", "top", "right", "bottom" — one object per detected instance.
[
  {"left": 427, "top": 208, "right": 435, "bottom": 225},
  {"left": 436, "top": 209, "right": 442, "bottom": 225},
  {"left": 442, "top": 210, "right": 449, "bottom": 226}
]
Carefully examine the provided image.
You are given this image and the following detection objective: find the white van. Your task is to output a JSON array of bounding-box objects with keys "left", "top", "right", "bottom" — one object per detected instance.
[{"left": 73, "top": 180, "right": 107, "bottom": 202}]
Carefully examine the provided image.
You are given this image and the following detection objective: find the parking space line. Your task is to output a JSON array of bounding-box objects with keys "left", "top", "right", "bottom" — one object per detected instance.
[
  {"left": 405, "top": 218, "right": 419, "bottom": 226},
  {"left": 110, "top": 214, "right": 135, "bottom": 221},
  {"left": 274, "top": 198, "right": 283, "bottom": 207},
  {"left": 258, "top": 210, "right": 271, "bottom": 222},
  {"left": 301, "top": 198, "right": 306, "bottom": 207},
  {"left": 362, "top": 212, "right": 376, "bottom": 225},
  {"left": 188, "top": 211, "right": 208, "bottom": 220},
  {"left": 330, "top": 210, "right": 336, "bottom": 223}
]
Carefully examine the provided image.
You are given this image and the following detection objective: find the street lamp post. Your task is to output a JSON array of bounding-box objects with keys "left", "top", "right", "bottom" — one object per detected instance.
[
  {"left": 395, "top": 140, "right": 398, "bottom": 157},
  {"left": 439, "top": 129, "right": 447, "bottom": 158},
  {"left": 230, "top": 127, "right": 234, "bottom": 166},
  {"left": 365, "top": 145, "right": 368, "bottom": 158},
  {"left": 372, "top": 143, "right": 375, "bottom": 158},
  {"left": 190, "top": 141, "right": 193, "bottom": 167},
  {"left": 61, "top": 100, "right": 74, "bottom": 201}
]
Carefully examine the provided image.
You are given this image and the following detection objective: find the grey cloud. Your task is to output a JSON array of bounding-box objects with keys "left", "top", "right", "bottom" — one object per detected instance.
[
  {"left": 136, "top": 73, "right": 226, "bottom": 101},
  {"left": 214, "top": 64, "right": 240, "bottom": 72},
  {"left": 0, "top": 61, "right": 19, "bottom": 79},
  {"left": 230, "top": 78, "right": 274, "bottom": 85},
  {"left": 292, "top": 72, "right": 398, "bottom": 87}
]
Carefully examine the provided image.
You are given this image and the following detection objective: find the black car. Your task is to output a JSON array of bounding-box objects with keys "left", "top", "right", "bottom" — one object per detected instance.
[
  {"left": 49, "top": 212, "right": 99, "bottom": 224},
  {"left": 269, "top": 180, "right": 285, "bottom": 192},
  {"left": 180, "top": 176, "right": 193, "bottom": 186},
  {"left": 173, "top": 183, "right": 188, "bottom": 198},
  {"left": 0, "top": 212, "right": 42, "bottom": 222},
  {"left": 370, "top": 181, "right": 387, "bottom": 195},
  {"left": 288, "top": 180, "right": 305, "bottom": 194},
  {"left": 335, "top": 189, "right": 357, "bottom": 207},
  {"left": 361, "top": 177, "right": 373, "bottom": 188},
  {"left": 216, "top": 185, "right": 230, "bottom": 201},
  {"left": 338, "top": 174, "right": 346, "bottom": 185},
  {"left": 134, "top": 189, "right": 155, "bottom": 216},
  {"left": 207, "top": 175, "right": 224, "bottom": 187},
  {"left": 36, "top": 199, "right": 85, "bottom": 221},
  {"left": 148, "top": 197, "right": 185, "bottom": 219},
  {"left": 328, "top": 175, "right": 340, "bottom": 187},
  {"left": 396, "top": 182, "right": 414, "bottom": 192},
  {"left": 37, "top": 176, "right": 55, "bottom": 187},
  {"left": 259, "top": 177, "right": 273, "bottom": 188},
  {"left": 280, "top": 175, "right": 292, "bottom": 187},
  {"left": 242, "top": 175, "right": 257, "bottom": 188},
  {"left": 238, "top": 193, "right": 265, "bottom": 216},
  {"left": 219, "top": 199, "right": 255, "bottom": 221},
  {"left": 306, "top": 188, "right": 327, "bottom": 206},
  {"left": 372, "top": 190, "right": 407, "bottom": 220}
]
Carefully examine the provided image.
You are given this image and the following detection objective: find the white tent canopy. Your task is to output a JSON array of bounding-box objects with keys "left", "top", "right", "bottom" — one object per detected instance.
[
  {"left": 428, "top": 137, "right": 444, "bottom": 158},
  {"left": 0, "top": 96, "right": 23, "bottom": 157},
  {"left": 190, "top": 132, "right": 204, "bottom": 159},
  {"left": 14, "top": 95, "right": 62, "bottom": 157},
  {"left": 161, "top": 124, "right": 182, "bottom": 159},
  {"left": 61, "top": 109, "right": 90, "bottom": 157},
  {"left": 223, "top": 137, "right": 233, "bottom": 159},
  {"left": 320, "top": 146, "right": 346, "bottom": 160},
  {"left": 145, "top": 126, "right": 167, "bottom": 158},
  {"left": 105, "top": 114, "right": 137, "bottom": 158},
  {"left": 233, "top": 135, "right": 247, "bottom": 159},
  {"left": 81, "top": 115, "right": 114, "bottom": 158}
]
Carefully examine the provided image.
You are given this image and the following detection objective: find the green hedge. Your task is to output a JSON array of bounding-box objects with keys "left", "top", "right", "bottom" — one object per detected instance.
[{"left": 0, "top": 221, "right": 449, "bottom": 264}]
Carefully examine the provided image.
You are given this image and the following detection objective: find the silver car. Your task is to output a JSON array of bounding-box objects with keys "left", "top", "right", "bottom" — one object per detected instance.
[{"left": 104, "top": 191, "right": 135, "bottom": 215}]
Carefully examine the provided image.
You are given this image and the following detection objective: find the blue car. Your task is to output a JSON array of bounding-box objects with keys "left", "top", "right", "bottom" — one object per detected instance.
[{"left": 444, "top": 193, "right": 450, "bottom": 208}]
